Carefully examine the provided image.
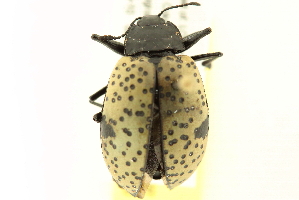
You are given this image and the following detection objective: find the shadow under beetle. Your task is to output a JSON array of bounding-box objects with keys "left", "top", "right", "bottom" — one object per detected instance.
[{"left": 89, "top": 2, "right": 222, "bottom": 198}]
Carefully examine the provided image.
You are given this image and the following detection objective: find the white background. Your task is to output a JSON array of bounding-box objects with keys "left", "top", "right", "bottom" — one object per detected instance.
[{"left": 2, "top": 0, "right": 299, "bottom": 200}]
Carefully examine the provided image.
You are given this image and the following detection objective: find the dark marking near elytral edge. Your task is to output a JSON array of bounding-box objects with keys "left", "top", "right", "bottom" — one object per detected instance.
[
  {"left": 194, "top": 117, "right": 209, "bottom": 140},
  {"left": 101, "top": 118, "right": 116, "bottom": 138}
]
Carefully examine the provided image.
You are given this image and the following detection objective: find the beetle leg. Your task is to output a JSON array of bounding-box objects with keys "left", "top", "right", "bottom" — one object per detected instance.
[
  {"left": 181, "top": 28, "right": 212, "bottom": 52},
  {"left": 91, "top": 34, "right": 125, "bottom": 56},
  {"left": 89, "top": 85, "right": 107, "bottom": 107},
  {"left": 191, "top": 52, "right": 223, "bottom": 68}
]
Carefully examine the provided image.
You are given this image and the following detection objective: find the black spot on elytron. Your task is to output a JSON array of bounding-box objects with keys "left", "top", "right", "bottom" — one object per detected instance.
[
  {"left": 115, "top": 67, "right": 119, "bottom": 70},
  {"left": 112, "top": 98, "right": 115, "bottom": 103},
  {"left": 126, "top": 141, "right": 131, "bottom": 147},
  {"left": 143, "top": 144, "right": 148, "bottom": 149},
  {"left": 194, "top": 117, "right": 209, "bottom": 140},
  {"left": 168, "top": 130, "right": 174, "bottom": 135},
  {"left": 157, "top": 67, "right": 163, "bottom": 72},
  {"left": 137, "top": 150, "right": 142, "bottom": 155},
  {"left": 190, "top": 106, "right": 195, "bottom": 110},
  {"left": 135, "top": 111, "right": 144, "bottom": 116},
  {"left": 169, "top": 154, "right": 174, "bottom": 159},
  {"left": 184, "top": 107, "right": 190, "bottom": 113},
  {"left": 117, "top": 74, "right": 121, "bottom": 79},
  {"left": 189, "top": 152, "right": 193, "bottom": 156},
  {"left": 131, "top": 64, "right": 136, "bottom": 68},
  {"left": 202, "top": 101, "right": 206, "bottom": 106},
  {"left": 139, "top": 58, "right": 144, "bottom": 62},
  {"left": 114, "top": 157, "right": 117, "bottom": 161},
  {"left": 165, "top": 76, "right": 170, "bottom": 81},
  {"left": 143, "top": 71, "right": 148, "bottom": 76},
  {"left": 181, "top": 154, "right": 186, "bottom": 159},
  {"left": 199, "top": 110, "right": 203, "bottom": 115},
  {"left": 148, "top": 104, "right": 152, "bottom": 109},
  {"left": 126, "top": 67, "right": 131, "bottom": 72},
  {"left": 172, "top": 121, "right": 178, "bottom": 126},
  {"left": 197, "top": 155, "right": 201, "bottom": 159},
  {"left": 167, "top": 110, "right": 172, "bottom": 115},
  {"left": 168, "top": 139, "right": 178, "bottom": 146},
  {"left": 123, "top": 128, "right": 132, "bottom": 136},
  {"left": 100, "top": 118, "right": 116, "bottom": 139},
  {"left": 138, "top": 67, "right": 143, "bottom": 72},
  {"left": 141, "top": 103, "right": 145, "bottom": 108},
  {"left": 137, "top": 78, "right": 143, "bottom": 83},
  {"left": 114, "top": 170, "right": 118, "bottom": 173},
  {"left": 122, "top": 151, "right": 126, "bottom": 156},
  {"left": 129, "top": 96, "right": 134, "bottom": 101},
  {"left": 166, "top": 92, "right": 171, "bottom": 97},
  {"left": 129, "top": 74, "right": 135, "bottom": 79},
  {"left": 112, "top": 144, "right": 116, "bottom": 149},
  {"left": 170, "top": 96, "right": 176, "bottom": 101},
  {"left": 189, "top": 118, "right": 193, "bottom": 123},
  {"left": 194, "top": 73, "right": 197, "bottom": 77},
  {"left": 180, "top": 134, "right": 189, "bottom": 140},
  {"left": 125, "top": 172, "right": 129, "bottom": 176},
  {"left": 186, "top": 63, "right": 190, "bottom": 67},
  {"left": 184, "top": 165, "right": 188, "bottom": 168},
  {"left": 170, "top": 67, "right": 175, "bottom": 72},
  {"left": 126, "top": 161, "right": 131, "bottom": 166},
  {"left": 197, "top": 79, "right": 200, "bottom": 83},
  {"left": 179, "top": 97, "right": 184, "bottom": 103},
  {"left": 109, "top": 140, "right": 113, "bottom": 145},
  {"left": 187, "top": 140, "right": 191, "bottom": 145},
  {"left": 105, "top": 97, "right": 108, "bottom": 101},
  {"left": 125, "top": 77, "right": 129, "bottom": 82},
  {"left": 201, "top": 95, "right": 204, "bottom": 99},
  {"left": 164, "top": 149, "right": 168, "bottom": 154},
  {"left": 113, "top": 92, "right": 117, "bottom": 96},
  {"left": 177, "top": 64, "right": 182, "bottom": 68},
  {"left": 166, "top": 57, "right": 174, "bottom": 61},
  {"left": 198, "top": 90, "right": 201, "bottom": 94},
  {"left": 138, "top": 128, "right": 144, "bottom": 133},
  {"left": 170, "top": 166, "right": 175, "bottom": 170},
  {"left": 149, "top": 88, "right": 154, "bottom": 93},
  {"left": 201, "top": 144, "right": 204, "bottom": 149},
  {"left": 162, "top": 135, "right": 167, "bottom": 140},
  {"left": 193, "top": 65, "right": 197, "bottom": 69},
  {"left": 122, "top": 63, "right": 127, "bottom": 67},
  {"left": 122, "top": 175, "right": 125, "bottom": 179},
  {"left": 180, "top": 160, "right": 185, "bottom": 165},
  {"left": 111, "top": 81, "right": 115, "bottom": 85},
  {"left": 117, "top": 96, "right": 122, "bottom": 101},
  {"left": 111, "top": 160, "right": 114, "bottom": 164},
  {"left": 192, "top": 159, "right": 196, "bottom": 163},
  {"left": 119, "top": 82, "right": 124, "bottom": 87},
  {"left": 191, "top": 61, "right": 194, "bottom": 65},
  {"left": 127, "top": 110, "right": 133, "bottom": 116},
  {"left": 132, "top": 157, "right": 137, "bottom": 162},
  {"left": 140, "top": 168, "right": 145, "bottom": 172},
  {"left": 124, "top": 86, "right": 128, "bottom": 91},
  {"left": 130, "top": 84, "right": 135, "bottom": 90},
  {"left": 135, "top": 176, "right": 141, "bottom": 180},
  {"left": 142, "top": 89, "right": 147, "bottom": 94},
  {"left": 115, "top": 164, "right": 118, "bottom": 168},
  {"left": 173, "top": 159, "right": 178, "bottom": 164}
]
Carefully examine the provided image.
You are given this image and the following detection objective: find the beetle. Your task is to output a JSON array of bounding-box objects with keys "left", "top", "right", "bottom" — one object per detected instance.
[{"left": 89, "top": 2, "right": 222, "bottom": 198}]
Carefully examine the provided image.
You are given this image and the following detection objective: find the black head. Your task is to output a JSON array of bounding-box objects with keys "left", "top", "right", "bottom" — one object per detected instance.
[{"left": 95, "top": 2, "right": 201, "bottom": 56}]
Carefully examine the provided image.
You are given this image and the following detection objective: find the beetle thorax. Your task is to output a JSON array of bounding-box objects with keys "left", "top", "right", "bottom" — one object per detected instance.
[{"left": 124, "top": 15, "right": 185, "bottom": 56}]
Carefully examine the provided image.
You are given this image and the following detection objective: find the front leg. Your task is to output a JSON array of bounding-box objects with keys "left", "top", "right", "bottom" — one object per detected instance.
[{"left": 89, "top": 85, "right": 107, "bottom": 123}]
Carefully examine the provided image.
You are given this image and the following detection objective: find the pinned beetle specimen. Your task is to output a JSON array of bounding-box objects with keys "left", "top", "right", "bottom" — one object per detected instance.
[{"left": 89, "top": 2, "right": 222, "bottom": 198}]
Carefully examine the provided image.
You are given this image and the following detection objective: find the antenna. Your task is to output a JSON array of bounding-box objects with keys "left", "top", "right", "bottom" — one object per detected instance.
[{"left": 157, "top": 2, "right": 200, "bottom": 17}]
